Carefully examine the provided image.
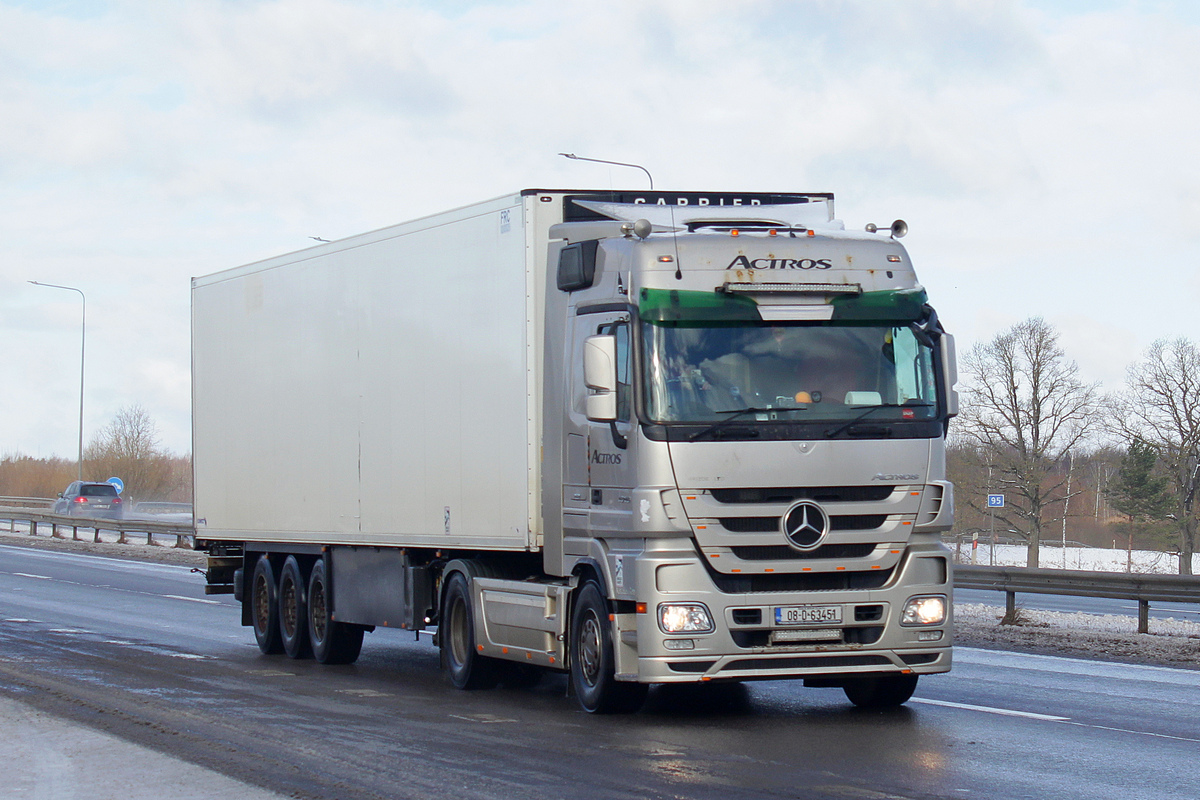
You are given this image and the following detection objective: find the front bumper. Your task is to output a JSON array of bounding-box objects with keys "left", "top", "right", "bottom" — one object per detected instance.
[{"left": 625, "top": 538, "right": 953, "bottom": 684}]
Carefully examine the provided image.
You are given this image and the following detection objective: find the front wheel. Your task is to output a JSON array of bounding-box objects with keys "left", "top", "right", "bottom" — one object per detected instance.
[
  {"left": 843, "top": 674, "right": 919, "bottom": 708},
  {"left": 569, "top": 581, "right": 647, "bottom": 714}
]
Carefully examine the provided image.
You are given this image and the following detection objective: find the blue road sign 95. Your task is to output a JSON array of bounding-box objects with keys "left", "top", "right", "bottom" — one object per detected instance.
[{"left": 987, "top": 494, "right": 1005, "bottom": 508}]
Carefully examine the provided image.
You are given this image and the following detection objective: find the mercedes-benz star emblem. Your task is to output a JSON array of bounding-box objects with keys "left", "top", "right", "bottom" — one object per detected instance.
[{"left": 781, "top": 500, "right": 830, "bottom": 550}]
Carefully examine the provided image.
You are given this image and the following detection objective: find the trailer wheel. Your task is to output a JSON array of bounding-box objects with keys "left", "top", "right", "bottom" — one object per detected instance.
[
  {"left": 307, "top": 557, "right": 364, "bottom": 665},
  {"left": 278, "top": 556, "right": 312, "bottom": 659},
  {"left": 569, "top": 581, "right": 647, "bottom": 714},
  {"left": 441, "top": 572, "right": 499, "bottom": 689},
  {"left": 250, "top": 556, "right": 283, "bottom": 655},
  {"left": 843, "top": 674, "right": 919, "bottom": 708}
]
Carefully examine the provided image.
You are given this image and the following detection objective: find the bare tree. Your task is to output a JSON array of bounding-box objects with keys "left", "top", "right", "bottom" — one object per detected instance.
[
  {"left": 1109, "top": 338, "right": 1200, "bottom": 575},
  {"left": 956, "top": 318, "right": 1100, "bottom": 567},
  {"left": 85, "top": 404, "right": 176, "bottom": 502}
]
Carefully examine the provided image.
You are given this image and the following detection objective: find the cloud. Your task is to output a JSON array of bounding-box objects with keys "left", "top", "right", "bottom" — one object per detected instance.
[{"left": 1, "top": 0, "right": 1198, "bottom": 458}]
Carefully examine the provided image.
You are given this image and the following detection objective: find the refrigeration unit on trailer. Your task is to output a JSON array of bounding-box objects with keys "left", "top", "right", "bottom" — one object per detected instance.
[{"left": 193, "top": 188, "right": 957, "bottom": 713}]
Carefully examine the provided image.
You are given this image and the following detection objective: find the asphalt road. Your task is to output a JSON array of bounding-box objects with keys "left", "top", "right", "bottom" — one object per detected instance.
[{"left": 2, "top": 543, "right": 1197, "bottom": 800}]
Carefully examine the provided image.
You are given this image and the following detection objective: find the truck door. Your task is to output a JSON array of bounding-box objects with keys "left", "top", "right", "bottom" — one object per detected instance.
[{"left": 573, "top": 310, "right": 637, "bottom": 538}]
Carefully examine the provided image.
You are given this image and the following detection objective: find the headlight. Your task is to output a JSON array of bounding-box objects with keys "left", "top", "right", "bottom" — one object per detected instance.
[
  {"left": 658, "top": 603, "right": 714, "bottom": 633},
  {"left": 902, "top": 595, "right": 946, "bottom": 626}
]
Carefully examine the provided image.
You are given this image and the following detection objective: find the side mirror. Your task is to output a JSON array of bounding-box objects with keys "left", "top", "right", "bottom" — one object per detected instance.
[
  {"left": 583, "top": 334, "right": 617, "bottom": 422},
  {"left": 940, "top": 333, "right": 959, "bottom": 417}
]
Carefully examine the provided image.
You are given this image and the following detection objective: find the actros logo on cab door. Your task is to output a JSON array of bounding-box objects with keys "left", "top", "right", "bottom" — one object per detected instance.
[
  {"left": 781, "top": 500, "right": 830, "bottom": 551},
  {"left": 726, "top": 255, "right": 832, "bottom": 270}
]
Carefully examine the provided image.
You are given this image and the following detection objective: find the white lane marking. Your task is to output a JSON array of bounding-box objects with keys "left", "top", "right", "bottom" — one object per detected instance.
[
  {"left": 954, "top": 646, "right": 1200, "bottom": 685},
  {"left": 1061, "top": 720, "right": 1200, "bottom": 744},
  {"left": 911, "top": 697, "right": 1070, "bottom": 721},
  {"left": 336, "top": 689, "right": 392, "bottom": 698},
  {"left": 0, "top": 543, "right": 194, "bottom": 575},
  {"left": 448, "top": 713, "right": 518, "bottom": 724},
  {"left": 8, "top": 564, "right": 226, "bottom": 607},
  {"left": 916, "top": 694, "right": 1200, "bottom": 743},
  {"left": 163, "top": 594, "right": 222, "bottom": 605}
]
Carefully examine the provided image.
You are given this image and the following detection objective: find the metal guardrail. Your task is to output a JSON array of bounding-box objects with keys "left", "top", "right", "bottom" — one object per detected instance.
[
  {"left": 955, "top": 564, "right": 1200, "bottom": 633},
  {"left": 0, "top": 507, "right": 195, "bottom": 548},
  {"left": 0, "top": 496, "right": 55, "bottom": 508}
]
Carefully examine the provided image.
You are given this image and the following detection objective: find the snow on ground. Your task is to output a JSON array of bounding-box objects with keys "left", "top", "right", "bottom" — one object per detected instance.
[
  {"left": 949, "top": 542, "right": 1200, "bottom": 574},
  {"left": 954, "top": 603, "right": 1200, "bottom": 670}
]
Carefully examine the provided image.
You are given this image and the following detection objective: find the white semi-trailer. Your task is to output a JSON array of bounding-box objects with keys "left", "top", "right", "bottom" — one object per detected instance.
[{"left": 193, "top": 189, "right": 957, "bottom": 713}]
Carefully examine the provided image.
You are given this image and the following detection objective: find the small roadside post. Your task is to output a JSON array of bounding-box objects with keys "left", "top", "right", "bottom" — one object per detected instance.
[{"left": 987, "top": 494, "right": 1004, "bottom": 566}]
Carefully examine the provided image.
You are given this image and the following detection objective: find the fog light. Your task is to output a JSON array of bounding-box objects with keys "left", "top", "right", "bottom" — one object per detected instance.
[
  {"left": 663, "top": 638, "right": 695, "bottom": 650},
  {"left": 902, "top": 595, "right": 946, "bottom": 626},
  {"left": 916, "top": 630, "right": 943, "bottom": 642},
  {"left": 658, "top": 603, "right": 714, "bottom": 633}
]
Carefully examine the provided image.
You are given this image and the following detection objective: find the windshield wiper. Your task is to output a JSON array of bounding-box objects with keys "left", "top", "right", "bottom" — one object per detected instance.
[
  {"left": 689, "top": 406, "right": 805, "bottom": 442},
  {"left": 823, "top": 401, "right": 934, "bottom": 439}
]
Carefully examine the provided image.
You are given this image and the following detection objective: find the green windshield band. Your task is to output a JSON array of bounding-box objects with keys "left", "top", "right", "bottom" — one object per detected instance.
[
  {"left": 638, "top": 287, "right": 761, "bottom": 323},
  {"left": 830, "top": 288, "right": 928, "bottom": 321},
  {"left": 638, "top": 287, "right": 929, "bottom": 324}
]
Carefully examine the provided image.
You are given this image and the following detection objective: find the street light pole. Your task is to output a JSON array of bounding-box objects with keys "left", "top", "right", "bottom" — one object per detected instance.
[
  {"left": 558, "top": 153, "right": 655, "bottom": 189},
  {"left": 29, "top": 281, "right": 86, "bottom": 482}
]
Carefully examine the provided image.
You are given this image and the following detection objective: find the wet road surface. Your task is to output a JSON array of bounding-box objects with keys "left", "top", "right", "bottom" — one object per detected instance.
[{"left": 2, "top": 544, "right": 1197, "bottom": 800}]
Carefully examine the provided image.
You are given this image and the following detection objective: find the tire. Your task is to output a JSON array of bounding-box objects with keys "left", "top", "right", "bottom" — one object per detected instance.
[
  {"left": 441, "top": 572, "right": 499, "bottom": 689},
  {"left": 570, "top": 581, "right": 647, "bottom": 714},
  {"left": 278, "top": 556, "right": 312, "bottom": 659},
  {"left": 307, "top": 557, "right": 364, "bottom": 665},
  {"left": 843, "top": 674, "right": 919, "bottom": 708},
  {"left": 250, "top": 556, "right": 283, "bottom": 655}
]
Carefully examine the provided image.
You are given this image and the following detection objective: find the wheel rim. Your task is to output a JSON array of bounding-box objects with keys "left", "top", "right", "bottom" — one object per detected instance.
[
  {"left": 281, "top": 578, "right": 297, "bottom": 637},
  {"left": 449, "top": 596, "right": 469, "bottom": 667},
  {"left": 579, "top": 609, "right": 602, "bottom": 687},
  {"left": 253, "top": 572, "right": 270, "bottom": 633},
  {"left": 310, "top": 578, "right": 327, "bottom": 643}
]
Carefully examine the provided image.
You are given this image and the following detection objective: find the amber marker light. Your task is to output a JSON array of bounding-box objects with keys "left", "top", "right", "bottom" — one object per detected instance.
[{"left": 636, "top": 602, "right": 648, "bottom": 614}]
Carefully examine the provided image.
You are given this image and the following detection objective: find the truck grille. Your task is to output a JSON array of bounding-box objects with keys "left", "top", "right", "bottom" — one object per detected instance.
[
  {"left": 719, "top": 515, "right": 887, "bottom": 533},
  {"left": 710, "top": 486, "right": 894, "bottom": 504},
  {"left": 729, "top": 543, "right": 877, "bottom": 561},
  {"left": 709, "top": 567, "right": 894, "bottom": 593}
]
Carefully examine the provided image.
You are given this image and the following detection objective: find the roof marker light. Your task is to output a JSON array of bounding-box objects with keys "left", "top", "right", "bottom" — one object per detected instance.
[
  {"left": 768, "top": 229, "right": 778, "bottom": 236},
  {"left": 730, "top": 229, "right": 739, "bottom": 237},
  {"left": 659, "top": 255, "right": 675, "bottom": 263},
  {"left": 806, "top": 230, "right": 815, "bottom": 237}
]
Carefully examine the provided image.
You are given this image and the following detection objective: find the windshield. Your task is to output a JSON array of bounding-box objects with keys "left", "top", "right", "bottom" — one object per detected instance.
[{"left": 642, "top": 320, "right": 939, "bottom": 423}]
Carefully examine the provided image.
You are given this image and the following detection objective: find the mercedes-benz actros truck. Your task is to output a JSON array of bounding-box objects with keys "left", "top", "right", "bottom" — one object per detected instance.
[{"left": 193, "top": 189, "right": 957, "bottom": 713}]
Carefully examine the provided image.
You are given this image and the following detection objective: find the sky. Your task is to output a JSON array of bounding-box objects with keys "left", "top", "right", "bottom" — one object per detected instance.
[{"left": 2, "top": 0, "right": 1198, "bottom": 459}]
